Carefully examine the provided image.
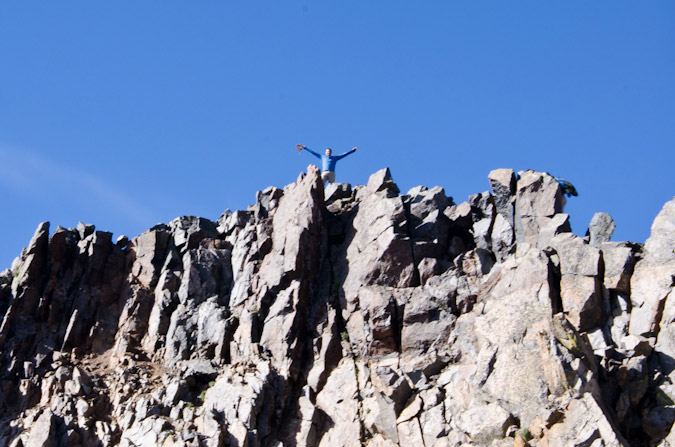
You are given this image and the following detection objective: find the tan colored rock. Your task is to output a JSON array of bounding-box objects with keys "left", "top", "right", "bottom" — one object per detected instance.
[
  {"left": 469, "top": 246, "right": 557, "bottom": 428},
  {"left": 516, "top": 171, "right": 564, "bottom": 218},
  {"left": 513, "top": 433, "right": 531, "bottom": 447},
  {"left": 536, "top": 213, "right": 571, "bottom": 249},
  {"left": 401, "top": 287, "right": 456, "bottom": 354},
  {"left": 362, "top": 390, "right": 398, "bottom": 443},
  {"left": 367, "top": 168, "right": 400, "bottom": 195},
  {"left": 370, "top": 364, "right": 412, "bottom": 414},
  {"left": 419, "top": 403, "right": 448, "bottom": 446},
  {"left": 338, "top": 170, "right": 417, "bottom": 308},
  {"left": 397, "top": 417, "right": 425, "bottom": 446},
  {"left": 397, "top": 394, "right": 423, "bottom": 423},
  {"left": 601, "top": 241, "right": 640, "bottom": 293},
  {"left": 22, "top": 410, "right": 57, "bottom": 447},
  {"left": 316, "top": 358, "right": 363, "bottom": 447},
  {"left": 365, "top": 434, "right": 399, "bottom": 447},
  {"left": 453, "top": 402, "right": 514, "bottom": 442},
  {"left": 515, "top": 171, "right": 565, "bottom": 246},
  {"left": 354, "top": 286, "right": 402, "bottom": 356},
  {"left": 656, "top": 289, "right": 675, "bottom": 372},
  {"left": 541, "top": 394, "right": 628, "bottom": 447},
  {"left": 129, "top": 228, "right": 170, "bottom": 289},
  {"left": 630, "top": 198, "right": 675, "bottom": 337},
  {"left": 549, "top": 233, "right": 603, "bottom": 331}
]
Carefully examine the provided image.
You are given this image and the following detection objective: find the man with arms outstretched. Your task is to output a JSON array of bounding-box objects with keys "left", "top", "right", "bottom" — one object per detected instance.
[{"left": 297, "top": 145, "right": 358, "bottom": 184}]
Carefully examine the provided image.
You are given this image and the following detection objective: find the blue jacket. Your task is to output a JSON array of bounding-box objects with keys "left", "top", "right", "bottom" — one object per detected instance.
[{"left": 303, "top": 147, "right": 357, "bottom": 172}]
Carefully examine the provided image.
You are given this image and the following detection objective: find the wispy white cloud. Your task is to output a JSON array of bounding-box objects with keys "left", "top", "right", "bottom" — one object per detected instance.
[{"left": 0, "top": 145, "right": 158, "bottom": 227}]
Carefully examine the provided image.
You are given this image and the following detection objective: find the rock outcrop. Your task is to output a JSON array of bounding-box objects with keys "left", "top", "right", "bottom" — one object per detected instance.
[{"left": 0, "top": 167, "right": 673, "bottom": 447}]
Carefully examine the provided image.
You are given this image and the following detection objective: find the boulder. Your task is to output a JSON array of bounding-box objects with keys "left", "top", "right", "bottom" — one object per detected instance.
[{"left": 588, "top": 212, "right": 616, "bottom": 247}]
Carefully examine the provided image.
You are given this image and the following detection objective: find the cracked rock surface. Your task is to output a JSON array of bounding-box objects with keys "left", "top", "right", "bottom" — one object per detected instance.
[{"left": 1, "top": 167, "right": 674, "bottom": 447}]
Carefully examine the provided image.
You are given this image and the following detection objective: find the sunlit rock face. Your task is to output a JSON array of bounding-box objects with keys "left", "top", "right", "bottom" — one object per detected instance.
[{"left": 1, "top": 167, "right": 673, "bottom": 447}]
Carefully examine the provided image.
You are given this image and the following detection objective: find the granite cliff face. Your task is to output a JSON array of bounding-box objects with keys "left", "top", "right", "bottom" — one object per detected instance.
[{"left": 1, "top": 167, "right": 674, "bottom": 447}]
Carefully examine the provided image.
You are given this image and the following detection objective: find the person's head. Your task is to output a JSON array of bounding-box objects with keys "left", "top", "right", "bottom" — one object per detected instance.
[{"left": 325, "top": 148, "right": 332, "bottom": 156}]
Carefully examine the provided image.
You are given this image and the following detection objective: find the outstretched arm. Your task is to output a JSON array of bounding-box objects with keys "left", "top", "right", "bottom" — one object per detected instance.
[
  {"left": 297, "top": 144, "right": 322, "bottom": 159},
  {"left": 334, "top": 147, "right": 358, "bottom": 161}
]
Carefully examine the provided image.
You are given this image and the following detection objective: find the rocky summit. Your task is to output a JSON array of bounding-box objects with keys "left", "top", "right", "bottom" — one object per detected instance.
[{"left": 1, "top": 166, "right": 674, "bottom": 447}]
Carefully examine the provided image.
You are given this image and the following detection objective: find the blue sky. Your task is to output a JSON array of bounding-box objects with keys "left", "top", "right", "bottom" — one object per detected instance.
[{"left": 1, "top": 2, "right": 674, "bottom": 269}]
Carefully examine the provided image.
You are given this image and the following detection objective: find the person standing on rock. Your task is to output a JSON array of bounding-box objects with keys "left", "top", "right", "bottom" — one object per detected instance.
[{"left": 296, "top": 144, "right": 357, "bottom": 184}]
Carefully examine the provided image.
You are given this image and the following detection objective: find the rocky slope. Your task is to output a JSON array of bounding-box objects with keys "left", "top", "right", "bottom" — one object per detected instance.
[{"left": 1, "top": 166, "right": 674, "bottom": 447}]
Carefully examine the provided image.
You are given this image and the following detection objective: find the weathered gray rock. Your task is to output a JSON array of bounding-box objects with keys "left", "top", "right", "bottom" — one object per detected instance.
[
  {"left": 453, "top": 402, "right": 514, "bottom": 442},
  {"left": 255, "top": 185, "right": 283, "bottom": 219},
  {"left": 316, "top": 358, "right": 363, "bottom": 447},
  {"left": 257, "top": 167, "right": 324, "bottom": 377},
  {"left": 22, "top": 409, "right": 59, "bottom": 447},
  {"left": 370, "top": 365, "right": 412, "bottom": 415},
  {"left": 469, "top": 246, "right": 562, "bottom": 427},
  {"left": 257, "top": 167, "right": 323, "bottom": 285},
  {"left": 516, "top": 171, "right": 564, "bottom": 217},
  {"left": 601, "top": 241, "right": 640, "bottom": 293},
  {"left": 515, "top": 171, "right": 565, "bottom": 246},
  {"left": 588, "top": 212, "right": 616, "bottom": 247},
  {"left": 656, "top": 288, "right": 675, "bottom": 370},
  {"left": 490, "top": 213, "right": 515, "bottom": 259},
  {"left": 169, "top": 216, "right": 219, "bottom": 252},
  {"left": 362, "top": 389, "right": 399, "bottom": 442},
  {"left": 177, "top": 248, "right": 232, "bottom": 306},
  {"left": 488, "top": 168, "right": 516, "bottom": 222},
  {"left": 401, "top": 287, "right": 455, "bottom": 354},
  {"left": 536, "top": 213, "right": 571, "bottom": 249},
  {"left": 6, "top": 221, "right": 50, "bottom": 316},
  {"left": 367, "top": 168, "right": 400, "bottom": 196},
  {"left": 346, "top": 286, "right": 402, "bottom": 356},
  {"left": 325, "top": 182, "right": 352, "bottom": 202},
  {"left": 1, "top": 169, "right": 673, "bottom": 447},
  {"left": 338, "top": 171, "right": 417, "bottom": 308},
  {"left": 630, "top": 198, "right": 675, "bottom": 337},
  {"left": 129, "top": 228, "right": 170, "bottom": 289},
  {"left": 548, "top": 233, "right": 603, "bottom": 331},
  {"left": 541, "top": 394, "right": 628, "bottom": 446},
  {"left": 217, "top": 209, "right": 253, "bottom": 235}
]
